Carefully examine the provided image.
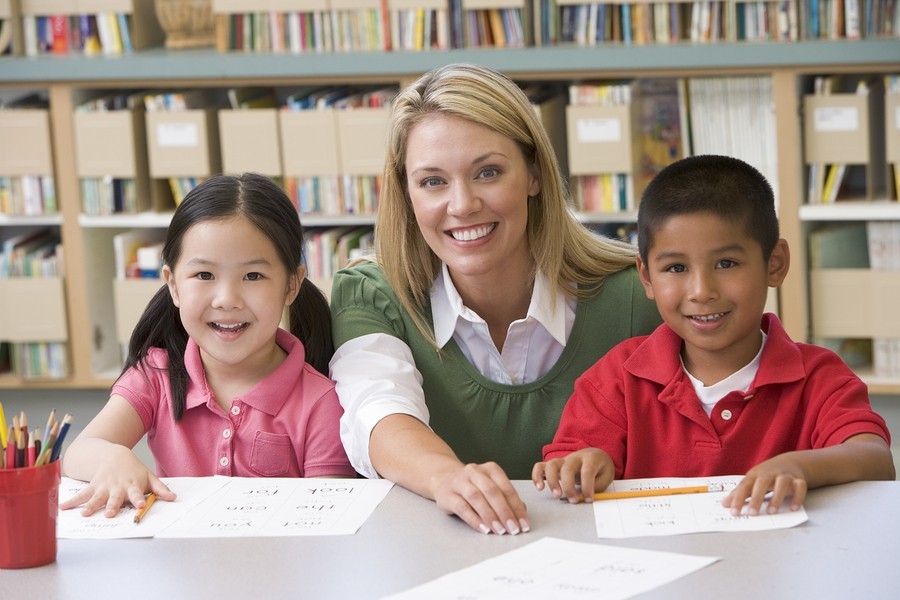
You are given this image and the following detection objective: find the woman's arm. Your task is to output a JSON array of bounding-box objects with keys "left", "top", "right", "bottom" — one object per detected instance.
[
  {"left": 370, "top": 414, "right": 529, "bottom": 535},
  {"left": 331, "top": 334, "right": 529, "bottom": 534}
]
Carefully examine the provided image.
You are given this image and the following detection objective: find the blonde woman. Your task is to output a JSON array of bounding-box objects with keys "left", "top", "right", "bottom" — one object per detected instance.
[{"left": 329, "top": 64, "right": 661, "bottom": 534}]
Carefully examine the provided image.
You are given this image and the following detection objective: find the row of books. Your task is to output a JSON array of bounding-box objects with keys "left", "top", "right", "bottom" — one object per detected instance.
[
  {"left": 22, "top": 13, "right": 133, "bottom": 56},
  {"left": 214, "top": 3, "right": 527, "bottom": 52},
  {"left": 863, "top": 220, "right": 899, "bottom": 379},
  {"left": 304, "top": 226, "right": 375, "bottom": 282},
  {"left": 0, "top": 176, "right": 56, "bottom": 217},
  {"left": 0, "top": 229, "right": 68, "bottom": 380},
  {"left": 547, "top": 0, "right": 799, "bottom": 46}
]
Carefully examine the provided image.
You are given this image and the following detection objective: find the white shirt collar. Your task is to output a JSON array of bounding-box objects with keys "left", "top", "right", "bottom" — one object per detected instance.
[{"left": 431, "top": 263, "right": 568, "bottom": 348}]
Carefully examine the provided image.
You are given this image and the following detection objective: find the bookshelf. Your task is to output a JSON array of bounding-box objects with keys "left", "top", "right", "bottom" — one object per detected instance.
[{"left": 1, "top": 38, "right": 899, "bottom": 391}]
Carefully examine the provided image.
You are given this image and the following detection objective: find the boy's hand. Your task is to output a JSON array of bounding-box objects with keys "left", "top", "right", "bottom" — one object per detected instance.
[
  {"left": 59, "top": 447, "right": 176, "bottom": 518},
  {"left": 722, "top": 455, "right": 808, "bottom": 516},
  {"left": 532, "top": 448, "right": 614, "bottom": 504}
]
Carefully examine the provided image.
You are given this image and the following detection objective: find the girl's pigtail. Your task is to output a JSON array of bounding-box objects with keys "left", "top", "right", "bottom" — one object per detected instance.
[
  {"left": 122, "top": 284, "right": 190, "bottom": 420},
  {"left": 288, "top": 278, "right": 334, "bottom": 376}
]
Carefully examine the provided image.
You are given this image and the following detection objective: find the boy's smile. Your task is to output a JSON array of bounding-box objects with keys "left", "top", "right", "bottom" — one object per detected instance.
[{"left": 637, "top": 212, "right": 789, "bottom": 385}]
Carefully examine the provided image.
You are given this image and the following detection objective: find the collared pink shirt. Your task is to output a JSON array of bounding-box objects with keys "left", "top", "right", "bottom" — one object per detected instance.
[{"left": 114, "top": 329, "right": 355, "bottom": 478}]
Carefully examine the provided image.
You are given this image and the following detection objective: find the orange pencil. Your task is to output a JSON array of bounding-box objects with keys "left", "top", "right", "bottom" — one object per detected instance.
[
  {"left": 593, "top": 484, "right": 716, "bottom": 501},
  {"left": 133, "top": 493, "right": 158, "bottom": 524}
]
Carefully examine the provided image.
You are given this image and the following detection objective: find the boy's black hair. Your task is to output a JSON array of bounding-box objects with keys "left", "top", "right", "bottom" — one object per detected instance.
[
  {"left": 637, "top": 155, "right": 779, "bottom": 265},
  {"left": 120, "top": 172, "right": 333, "bottom": 421}
]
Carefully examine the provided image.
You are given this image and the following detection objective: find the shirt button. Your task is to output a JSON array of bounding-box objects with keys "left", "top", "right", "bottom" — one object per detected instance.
[
  {"left": 220, "top": 456, "right": 229, "bottom": 466},
  {"left": 721, "top": 409, "right": 733, "bottom": 421},
  {"left": 231, "top": 406, "right": 241, "bottom": 415},
  {"left": 223, "top": 429, "right": 231, "bottom": 439}
]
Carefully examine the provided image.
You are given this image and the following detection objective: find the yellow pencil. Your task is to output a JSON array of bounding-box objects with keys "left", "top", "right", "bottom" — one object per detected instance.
[
  {"left": 593, "top": 484, "right": 713, "bottom": 501},
  {"left": 0, "top": 402, "right": 7, "bottom": 448},
  {"left": 133, "top": 493, "right": 158, "bottom": 524}
]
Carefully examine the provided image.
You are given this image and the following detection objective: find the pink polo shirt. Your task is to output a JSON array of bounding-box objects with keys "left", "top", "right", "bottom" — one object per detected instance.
[{"left": 114, "top": 329, "right": 355, "bottom": 478}]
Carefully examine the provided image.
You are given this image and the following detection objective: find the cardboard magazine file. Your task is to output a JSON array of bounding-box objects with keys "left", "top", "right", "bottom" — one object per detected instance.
[
  {"left": 218, "top": 108, "right": 282, "bottom": 177},
  {"left": 0, "top": 108, "right": 53, "bottom": 177},
  {"left": 0, "top": 0, "right": 25, "bottom": 55},
  {"left": 810, "top": 269, "right": 900, "bottom": 339},
  {"left": 279, "top": 109, "right": 341, "bottom": 177},
  {"left": 73, "top": 104, "right": 162, "bottom": 212},
  {"left": 336, "top": 107, "right": 389, "bottom": 177},
  {"left": 146, "top": 108, "right": 221, "bottom": 178},
  {"left": 566, "top": 103, "right": 640, "bottom": 176},
  {"left": 0, "top": 278, "right": 68, "bottom": 342},
  {"left": 803, "top": 86, "right": 887, "bottom": 201},
  {"left": 886, "top": 91, "right": 900, "bottom": 198},
  {"left": 211, "top": 0, "right": 329, "bottom": 52},
  {"left": 20, "top": 0, "right": 164, "bottom": 51},
  {"left": 532, "top": 93, "right": 568, "bottom": 179},
  {"left": 113, "top": 278, "right": 164, "bottom": 344}
]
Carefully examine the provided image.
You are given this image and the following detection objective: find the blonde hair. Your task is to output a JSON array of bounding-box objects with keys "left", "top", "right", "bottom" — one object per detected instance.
[{"left": 377, "top": 63, "right": 636, "bottom": 344}]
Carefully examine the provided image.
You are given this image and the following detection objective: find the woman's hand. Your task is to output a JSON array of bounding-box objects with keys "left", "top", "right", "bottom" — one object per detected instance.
[
  {"left": 59, "top": 445, "right": 176, "bottom": 518},
  {"left": 432, "top": 462, "right": 530, "bottom": 535},
  {"left": 532, "top": 448, "right": 614, "bottom": 503}
]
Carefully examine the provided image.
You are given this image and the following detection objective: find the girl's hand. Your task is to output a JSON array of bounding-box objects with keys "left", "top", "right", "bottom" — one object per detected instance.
[
  {"left": 532, "top": 448, "right": 614, "bottom": 504},
  {"left": 59, "top": 445, "right": 176, "bottom": 518},
  {"left": 432, "top": 462, "right": 529, "bottom": 535},
  {"left": 722, "top": 456, "right": 808, "bottom": 516}
]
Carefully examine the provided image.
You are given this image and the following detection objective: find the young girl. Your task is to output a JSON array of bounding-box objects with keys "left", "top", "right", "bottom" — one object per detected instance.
[{"left": 62, "top": 173, "right": 356, "bottom": 518}]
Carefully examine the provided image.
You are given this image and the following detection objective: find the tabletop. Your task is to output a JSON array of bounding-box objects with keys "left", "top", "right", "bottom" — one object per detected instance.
[{"left": 3, "top": 480, "right": 899, "bottom": 599}]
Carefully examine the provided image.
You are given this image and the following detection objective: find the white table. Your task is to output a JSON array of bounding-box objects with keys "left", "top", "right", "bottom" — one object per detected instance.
[{"left": 4, "top": 480, "right": 899, "bottom": 599}]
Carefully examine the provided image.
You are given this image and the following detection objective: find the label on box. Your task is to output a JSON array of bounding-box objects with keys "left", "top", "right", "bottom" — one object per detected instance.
[
  {"left": 577, "top": 118, "right": 621, "bottom": 143},
  {"left": 156, "top": 122, "right": 199, "bottom": 147},
  {"left": 814, "top": 107, "right": 859, "bottom": 132}
]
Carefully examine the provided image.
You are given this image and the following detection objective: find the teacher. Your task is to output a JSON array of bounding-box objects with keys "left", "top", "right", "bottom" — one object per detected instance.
[{"left": 329, "top": 64, "right": 661, "bottom": 534}]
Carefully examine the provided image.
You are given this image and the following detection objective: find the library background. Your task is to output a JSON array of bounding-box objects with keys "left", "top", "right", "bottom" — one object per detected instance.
[{"left": 1, "top": 0, "right": 899, "bottom": 466}]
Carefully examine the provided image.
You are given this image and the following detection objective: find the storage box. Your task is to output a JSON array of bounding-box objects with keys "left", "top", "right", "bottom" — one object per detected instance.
[
  {"left": 279, "top": 110, "right": 341, "bottom": 177},
  {"left": 218, "top": 108, "right": 282, "bottom": 176},
  {"left": 566, "top": 103, "right": 638, "bottom": 176},
  {"left": 810, "top": 269, "right": 900, "bottom": 338},
  {"left": 0, "top": 109, "right": 53, "bottom": 177},
  {"left": 113, "top": 278, "right": 164, "bottom": 344},
  {"left": 336, "top": 107, "right": 389, "bottom": 176},
  {"left": 0, "top": 278, "right": 68, "bottom": 342},
  {"left": 146, "top": 109, "right": 221, "bottom": 178}
]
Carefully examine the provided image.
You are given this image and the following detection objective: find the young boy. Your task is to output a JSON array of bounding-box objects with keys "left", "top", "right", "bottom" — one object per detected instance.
[{"left": 533, "top": 155, "right": 895, "bottom": 516}]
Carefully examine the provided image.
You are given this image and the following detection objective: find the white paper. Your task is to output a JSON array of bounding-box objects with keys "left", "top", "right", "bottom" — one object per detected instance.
[
  {"left": 577, "top": 117, "right": 622, "bottom": 143},
  {"left": 383, "top": 537, "right": 719, "bottom": 600},
  {"left": 593, "top": 476, "right": 808, "bottom": 539},
  {"left": 58, "top": 477, "right": 393, "bottom": 539},
  {"left": 57, "top": 477, "right": 230, "bottom": 539},
  {"left": 813, "top": 106, "right": 859, "bottom": 132},
  {"left": 156, "top": 122, "right": 199, "bottom": 147}
]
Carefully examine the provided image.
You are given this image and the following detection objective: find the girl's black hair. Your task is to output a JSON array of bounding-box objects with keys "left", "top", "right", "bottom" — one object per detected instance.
[{"left": 120, "top": 173, "right": 333, "bottom": 420}]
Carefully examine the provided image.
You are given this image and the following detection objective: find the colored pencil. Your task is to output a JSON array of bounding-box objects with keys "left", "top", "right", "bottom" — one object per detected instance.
[
  {"left": 50, "top": 414, "right": 73, "bottom": 463},
  {"left": 0, "top": 401, "right": 7, "bottom": 448}
]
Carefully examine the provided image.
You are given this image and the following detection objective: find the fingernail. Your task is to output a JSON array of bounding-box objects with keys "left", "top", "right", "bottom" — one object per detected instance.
[
  {"left": 506, "top": 519, "right": 520, "bottom": 535},
  {"left": 492, "top": 521, "right": 507, "bottom": 535},
  {"left": 519, "top": 518, "right": 531, "bottom": 533},
  {"left": 478, "top": 523, "right": 491, "bottom": 535}
]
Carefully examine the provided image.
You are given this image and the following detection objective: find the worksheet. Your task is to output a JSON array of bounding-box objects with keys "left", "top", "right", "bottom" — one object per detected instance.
[
  {"left": 57, "top": 477, "right": 393, "bottom": 539},
  {"left": 593, "top": 475, "right": 808, "bottom": 538},
  {"left": 57, "top": 477, "right": 230, "bottom": 539},
  {"left": 157, "top": 477, "right": 393, "bottom": 538},
  {"left": 383, "top": 536, "right": 719, "bottom": 600}
]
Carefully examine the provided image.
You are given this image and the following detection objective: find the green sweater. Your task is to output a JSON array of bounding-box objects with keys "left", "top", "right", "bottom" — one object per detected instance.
[{"left": 331, "top": 262, "right": 661, "bottom": 480}]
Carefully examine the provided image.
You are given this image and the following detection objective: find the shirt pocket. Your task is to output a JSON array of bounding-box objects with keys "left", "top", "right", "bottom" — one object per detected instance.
[{"left": 249, "top": 431, "right": 293, "bottom": 476}]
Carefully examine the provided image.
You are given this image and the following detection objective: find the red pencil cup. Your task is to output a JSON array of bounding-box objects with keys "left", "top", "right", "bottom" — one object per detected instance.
[{"left": 0, "top": 460, "right": 61, "bottom": 569}]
